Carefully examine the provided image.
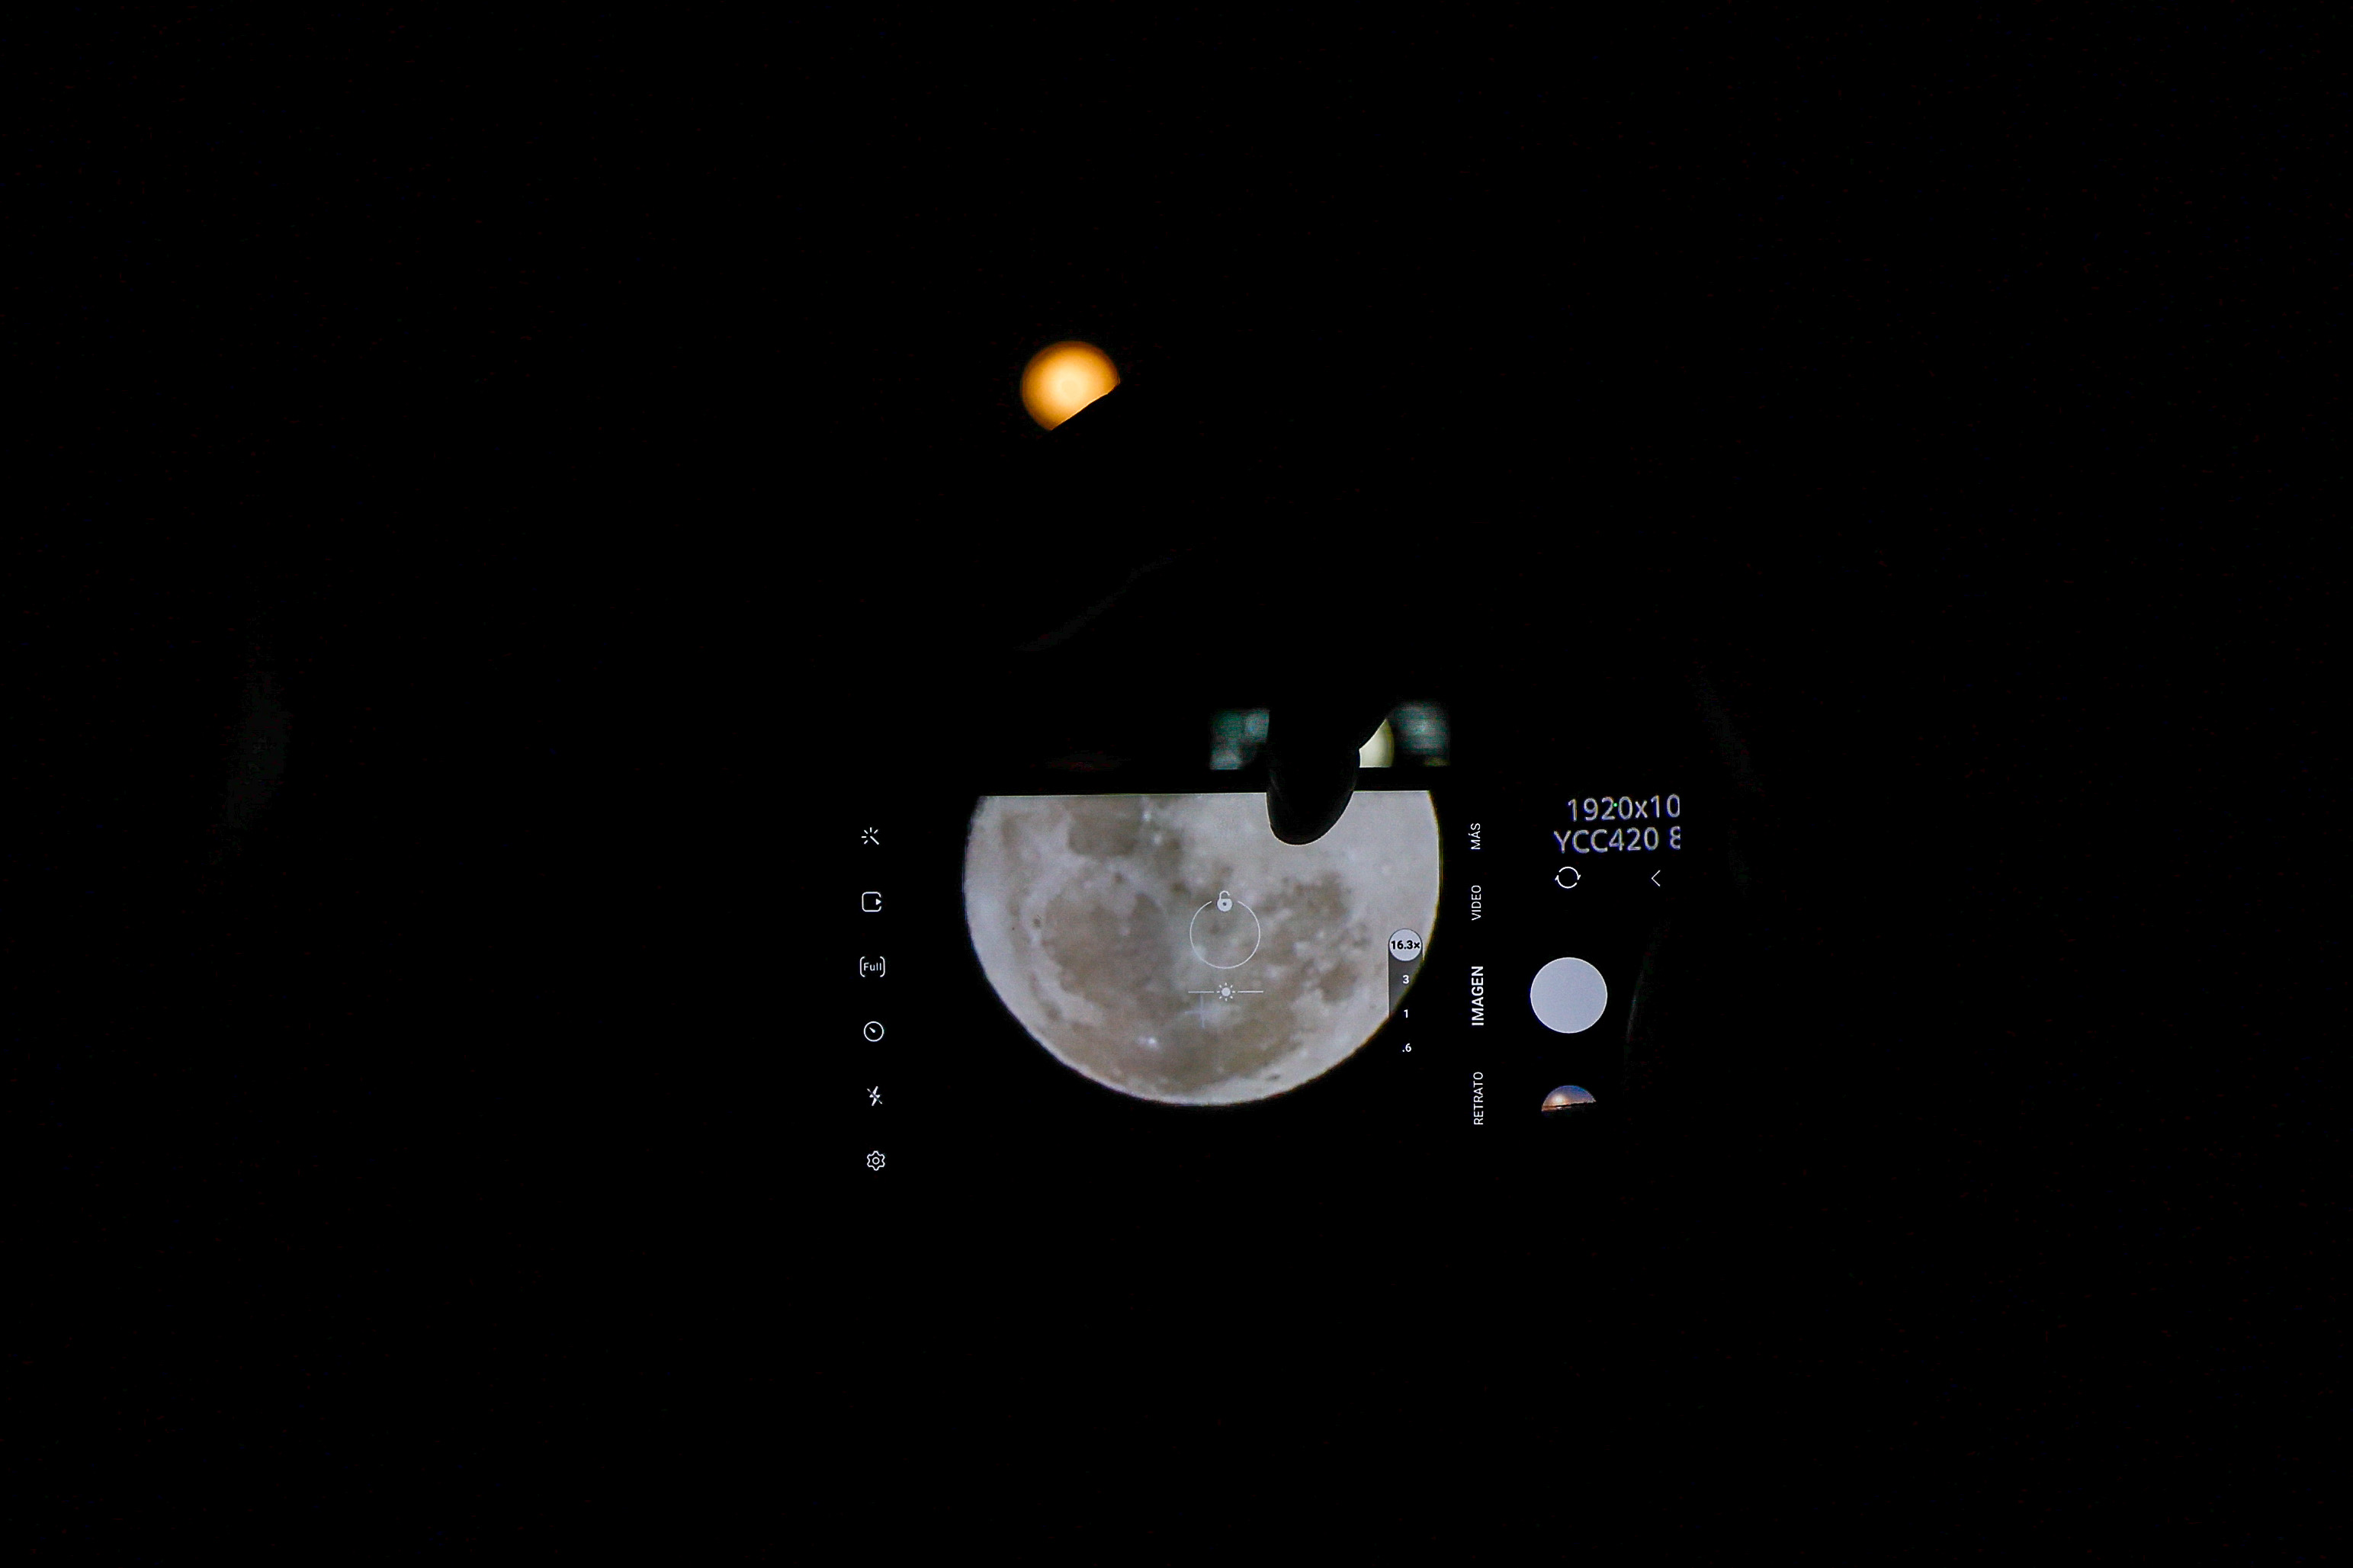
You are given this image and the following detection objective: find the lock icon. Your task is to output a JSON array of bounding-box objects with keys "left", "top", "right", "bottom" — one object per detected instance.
[{"left": 1217, "top": 890, "right": 1233, "bottom": 912}]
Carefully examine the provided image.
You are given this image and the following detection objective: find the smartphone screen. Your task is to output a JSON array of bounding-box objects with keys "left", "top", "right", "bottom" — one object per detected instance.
[{"left": 830, "top": 716, "right": 1728, "bottom": 1200}]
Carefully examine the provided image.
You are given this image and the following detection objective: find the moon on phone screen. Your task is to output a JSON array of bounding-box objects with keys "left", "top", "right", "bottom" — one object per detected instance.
[{"left": 963, "top": 793, "right": 1441, "bottom": 1105}]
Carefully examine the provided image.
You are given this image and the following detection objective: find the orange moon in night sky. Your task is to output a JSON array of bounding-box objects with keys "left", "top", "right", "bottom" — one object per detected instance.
[{"left": 1021, "top": 341, "right": 1119, "bottom": 429}]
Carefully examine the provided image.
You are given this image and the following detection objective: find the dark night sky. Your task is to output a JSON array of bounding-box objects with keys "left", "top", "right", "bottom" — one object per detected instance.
[{"left": 14, "top": 8, "right": 2331, "bottom": 1556}]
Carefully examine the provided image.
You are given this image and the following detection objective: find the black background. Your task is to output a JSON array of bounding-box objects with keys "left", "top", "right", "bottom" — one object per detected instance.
[{"left": 14, "top": 8, "right": 2332, "bottom": 1557}]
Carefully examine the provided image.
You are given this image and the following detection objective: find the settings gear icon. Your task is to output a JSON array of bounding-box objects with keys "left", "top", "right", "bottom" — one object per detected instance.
[{"left": 865, "top": 1150, "right": 886, "bottom": 1172}]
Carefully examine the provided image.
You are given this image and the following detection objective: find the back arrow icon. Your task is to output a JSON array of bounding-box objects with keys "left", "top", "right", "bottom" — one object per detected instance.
[{"left": 1651, "top": 869, "right": 1663, "bottom": 887}]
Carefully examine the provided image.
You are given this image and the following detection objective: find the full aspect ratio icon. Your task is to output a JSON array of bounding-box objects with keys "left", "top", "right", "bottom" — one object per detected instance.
[
  {"left": 860, "top": 891, "right": 882, "bottom": 912},
  {"left": 863, "top": 1020, "right": 886, "bottom": 1043},
  {"left": 859, "top": 956, "right": 886, "bottom": 978}
]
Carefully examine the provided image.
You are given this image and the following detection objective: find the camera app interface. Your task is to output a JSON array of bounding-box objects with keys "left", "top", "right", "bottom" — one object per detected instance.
[{"left": 835, "top": 771, "right": 1709, "bottom": 1187}]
